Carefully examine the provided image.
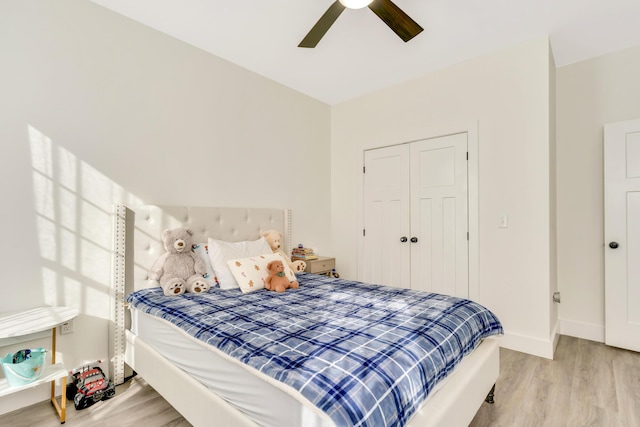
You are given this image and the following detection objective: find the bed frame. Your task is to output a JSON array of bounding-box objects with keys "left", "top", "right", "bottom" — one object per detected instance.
[{"left": 111, "top": 205, "right": 499, "bottom": 427}]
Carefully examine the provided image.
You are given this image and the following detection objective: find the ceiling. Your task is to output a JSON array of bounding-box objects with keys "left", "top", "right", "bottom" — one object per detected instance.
[{"left": 90, "top": 0, "right": 640, "bottom": 105}]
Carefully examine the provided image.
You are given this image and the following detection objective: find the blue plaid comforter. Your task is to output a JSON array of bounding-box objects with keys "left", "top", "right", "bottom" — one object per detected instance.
[{"left": 127, "top": 273, "right": 502, "bottom": 427}]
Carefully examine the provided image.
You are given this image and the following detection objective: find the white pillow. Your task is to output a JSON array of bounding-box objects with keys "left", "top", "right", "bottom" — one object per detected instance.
[
  {"left": 207, "top": 237, "right": 273, "bottom": 289},
  {"left": 191, "top": 243, "right": 218, "bottom": 287},
  {"left": 227, "top": 253, "right": 297, "bottom": 294}
]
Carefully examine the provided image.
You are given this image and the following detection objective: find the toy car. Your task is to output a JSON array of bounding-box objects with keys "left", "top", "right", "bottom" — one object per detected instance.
[{"left": 66, "top": 362, "right": 115, "bottom": 410}]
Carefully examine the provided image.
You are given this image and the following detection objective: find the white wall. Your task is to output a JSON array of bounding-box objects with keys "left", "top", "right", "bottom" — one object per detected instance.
[
  {"left": 556, "top": 44, "right": 640, "bottom": 342},
  {"left": 0, "top": 0, "right": 330, "bottom": 414},
  {"left": 331, "top": 37, "right": 557, "bottom": 358}
]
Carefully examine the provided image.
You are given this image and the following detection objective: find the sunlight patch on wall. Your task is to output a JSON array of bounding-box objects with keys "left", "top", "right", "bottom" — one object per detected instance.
[
  {"left": 60, "top": 227, "right": 77, "bottom": 271},
  {"left": 85, "top": 282, "right": 108, "bottom": 318},
  {"left": 28, "top": 125, "right": 143, "bottom": 322},
  {"left": 36, "top": 216, "right": 57, "bottom": 262},
  {"left": 31, "top": 171, "right": 55, "bottom": 221},
  {"left": 42, "top": 268, "right": 58, "bottom": 308},
  {"left": 57, "top": 144, "right": 78, "bottom": 192},
  {"left": 29, "top": 128, "right": 54, "bottom": 178},
  {"left": 81, "top": 158, "right": 129, "bottom": 212},
  {"left": 59, "top": 187, "right": 78, "bottom": 231},
  {"left": 81, "top": 200, "right": 112, "bottom": 249},
  {"left": 63, "top": 277, "right": 82, "bottom": 309},
  {"left": 81, "top": 239, "right": 112, "bottom": 286}
]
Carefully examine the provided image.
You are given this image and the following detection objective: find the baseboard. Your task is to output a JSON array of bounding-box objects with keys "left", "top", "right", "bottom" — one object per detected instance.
[
  {"left": 551, "top": 320, "right": 561, "bottom": 354},
  {"left": 499, "top": 330, "right": 556, "bottom": 359},
  {"left": 558, "top": 319, "right": 605, "bottom": 343}
]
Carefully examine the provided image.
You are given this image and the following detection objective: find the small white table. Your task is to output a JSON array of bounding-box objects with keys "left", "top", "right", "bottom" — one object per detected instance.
[{"left": 0, "top": 306, "right": 78, "bottom": 423}]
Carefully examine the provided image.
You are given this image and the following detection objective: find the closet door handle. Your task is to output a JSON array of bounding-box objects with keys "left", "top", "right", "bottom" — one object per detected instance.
[
  {"left": 410, "top": 237, "right": 418, "bottom": 243},
  {"left": 609, "top": 241, "right": 619, "bottom": 249},
  {"left": 400, "top": 236, "right": 408, "bottom": 243}
]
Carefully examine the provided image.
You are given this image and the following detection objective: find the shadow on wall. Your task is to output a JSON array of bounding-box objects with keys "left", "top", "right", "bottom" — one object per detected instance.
[{"left": 27, "top": 125, "right": 143, "bottom": 363}]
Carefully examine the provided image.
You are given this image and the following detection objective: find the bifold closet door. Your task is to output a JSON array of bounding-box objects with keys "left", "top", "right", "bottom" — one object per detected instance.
[
  {"left": 410, "top": 133, "right": 468, "bottom": 298},
  {"left": 362, "top": 133, "right": 469, "bottom": 296},
  {"left": 362, "top": 145, "right": 411, "bottom": 288}
]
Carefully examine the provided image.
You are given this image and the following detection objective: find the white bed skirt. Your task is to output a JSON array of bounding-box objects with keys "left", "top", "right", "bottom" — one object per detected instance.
[{"left": 131, "top": 309, "right": 333, "bottom": 427}]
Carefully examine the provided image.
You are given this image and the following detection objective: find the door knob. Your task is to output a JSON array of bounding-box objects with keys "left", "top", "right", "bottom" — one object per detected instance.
[
  {"left": 410, "top": 237, "right": 418, "bottom": 243},
  {"left": 400, "top": 236, "right": 408, "bottom": 243},
  {"left": 609, "top": 242, "right": 619, "bottom": 249}
]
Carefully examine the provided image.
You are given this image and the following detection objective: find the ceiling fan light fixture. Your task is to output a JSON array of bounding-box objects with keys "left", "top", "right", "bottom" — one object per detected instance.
[
  {"left": 339, "top": 0, "right": 373, "bottom": 9},
  {"left": 299, "top": 0, "right": 423, "bottom": 48}
]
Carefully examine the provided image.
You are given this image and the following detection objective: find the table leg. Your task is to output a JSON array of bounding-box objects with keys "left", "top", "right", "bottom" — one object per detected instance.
[{"left": 49, "top": 326, "right": 66, "bottom": 423}]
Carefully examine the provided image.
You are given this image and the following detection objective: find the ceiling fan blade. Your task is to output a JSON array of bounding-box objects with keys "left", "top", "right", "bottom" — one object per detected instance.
[
  {"left": 368, "top": 0, "right": 423, "bottom": 42},
  {"left": 299, "top": 1, "right": 346, "bottom": 48}
]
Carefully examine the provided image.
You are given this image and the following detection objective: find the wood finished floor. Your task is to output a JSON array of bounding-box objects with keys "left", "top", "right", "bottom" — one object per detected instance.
[
  {"left": 470, "top": 336, "right": 640, "bottom": 427},
  {"left": 1, "top": 336, "right": 638, "bottom": 426}
]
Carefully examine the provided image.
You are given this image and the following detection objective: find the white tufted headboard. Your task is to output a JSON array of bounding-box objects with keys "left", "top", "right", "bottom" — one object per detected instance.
[{"left": 110, "top": 205, "right": 289, "bottom": 384}]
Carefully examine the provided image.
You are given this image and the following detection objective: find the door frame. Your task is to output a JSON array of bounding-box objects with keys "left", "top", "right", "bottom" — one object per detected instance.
[{"left": 357, "top": 121, "right": 479, "bottom": 301}]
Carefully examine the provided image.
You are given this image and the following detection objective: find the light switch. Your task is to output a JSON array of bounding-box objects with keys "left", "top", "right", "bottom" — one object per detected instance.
[{"left": 498, "top": 215, "right": 508, "bottom": 228}]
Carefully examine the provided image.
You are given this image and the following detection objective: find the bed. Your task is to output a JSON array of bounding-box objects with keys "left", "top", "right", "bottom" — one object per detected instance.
[{"left": 111, "top": 205, "right": 502, "bottom": 427}]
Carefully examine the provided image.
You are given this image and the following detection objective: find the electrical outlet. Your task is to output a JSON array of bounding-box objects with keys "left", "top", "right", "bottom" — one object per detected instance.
[{"left": 60, "top": 320, "right": 74, "bottom": 335}]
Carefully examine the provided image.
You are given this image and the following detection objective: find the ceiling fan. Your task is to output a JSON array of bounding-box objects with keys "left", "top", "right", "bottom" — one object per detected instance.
[{"left": 299, "top": 0, "right": 423, "bottom": 48}]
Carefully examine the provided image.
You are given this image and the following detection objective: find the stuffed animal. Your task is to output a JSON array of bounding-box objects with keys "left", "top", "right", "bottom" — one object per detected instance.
[
  {"left": 265, "top": 259, "right": 299, "bottom": 293},
  {"left": 149, "top": 227, "right": 210, "bottom": 296},
  {"left": 260, "top": 230, "right": 307, "bottom": 273}
]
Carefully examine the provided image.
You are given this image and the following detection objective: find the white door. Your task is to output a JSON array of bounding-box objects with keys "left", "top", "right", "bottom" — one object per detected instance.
[
  {"left": 362, "top": 133, "right": 468, "bottom": 297},
  {"left": 410, "top": 134, "right": 468, "bottom": 297},
  {"left": 362, "top": 145, "right": 411, "bottom": 288},
  {"left": 605, "top": 118, "right": 640, "bottom": 352}
]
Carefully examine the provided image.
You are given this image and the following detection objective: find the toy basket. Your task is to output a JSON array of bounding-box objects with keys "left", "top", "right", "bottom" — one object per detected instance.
[{"left": 1, "top": 348, "right": 47, "bottom": 386}]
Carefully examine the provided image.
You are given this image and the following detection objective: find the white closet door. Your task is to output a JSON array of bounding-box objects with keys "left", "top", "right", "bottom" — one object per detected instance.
[
  {"left": 605, "top": 118, "right": 640, "bottom": 352},
  {"left": 363, "top": 145, "right": 411, "bottom": 288},
  {"left": 410, "top": 133, "right": 468, "bottom": 297}
]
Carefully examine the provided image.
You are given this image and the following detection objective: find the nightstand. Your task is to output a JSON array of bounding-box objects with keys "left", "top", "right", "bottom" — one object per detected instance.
[{"left": 304, "top": 256, "right": 336, "bottom": 275}]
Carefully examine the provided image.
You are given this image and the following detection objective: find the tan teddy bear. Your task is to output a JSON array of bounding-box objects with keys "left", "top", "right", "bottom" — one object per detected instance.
[
  {"left": 265, "top": 259, "right": 299, "bottom": 293},
  {"left": 260, "top": 230, "right": 307, "bottom": 273}
]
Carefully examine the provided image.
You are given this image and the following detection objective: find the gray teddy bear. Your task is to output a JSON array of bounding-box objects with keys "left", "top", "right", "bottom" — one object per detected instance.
[{"left": 149, "top": 227, "right": 210, "bottom": 296}]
